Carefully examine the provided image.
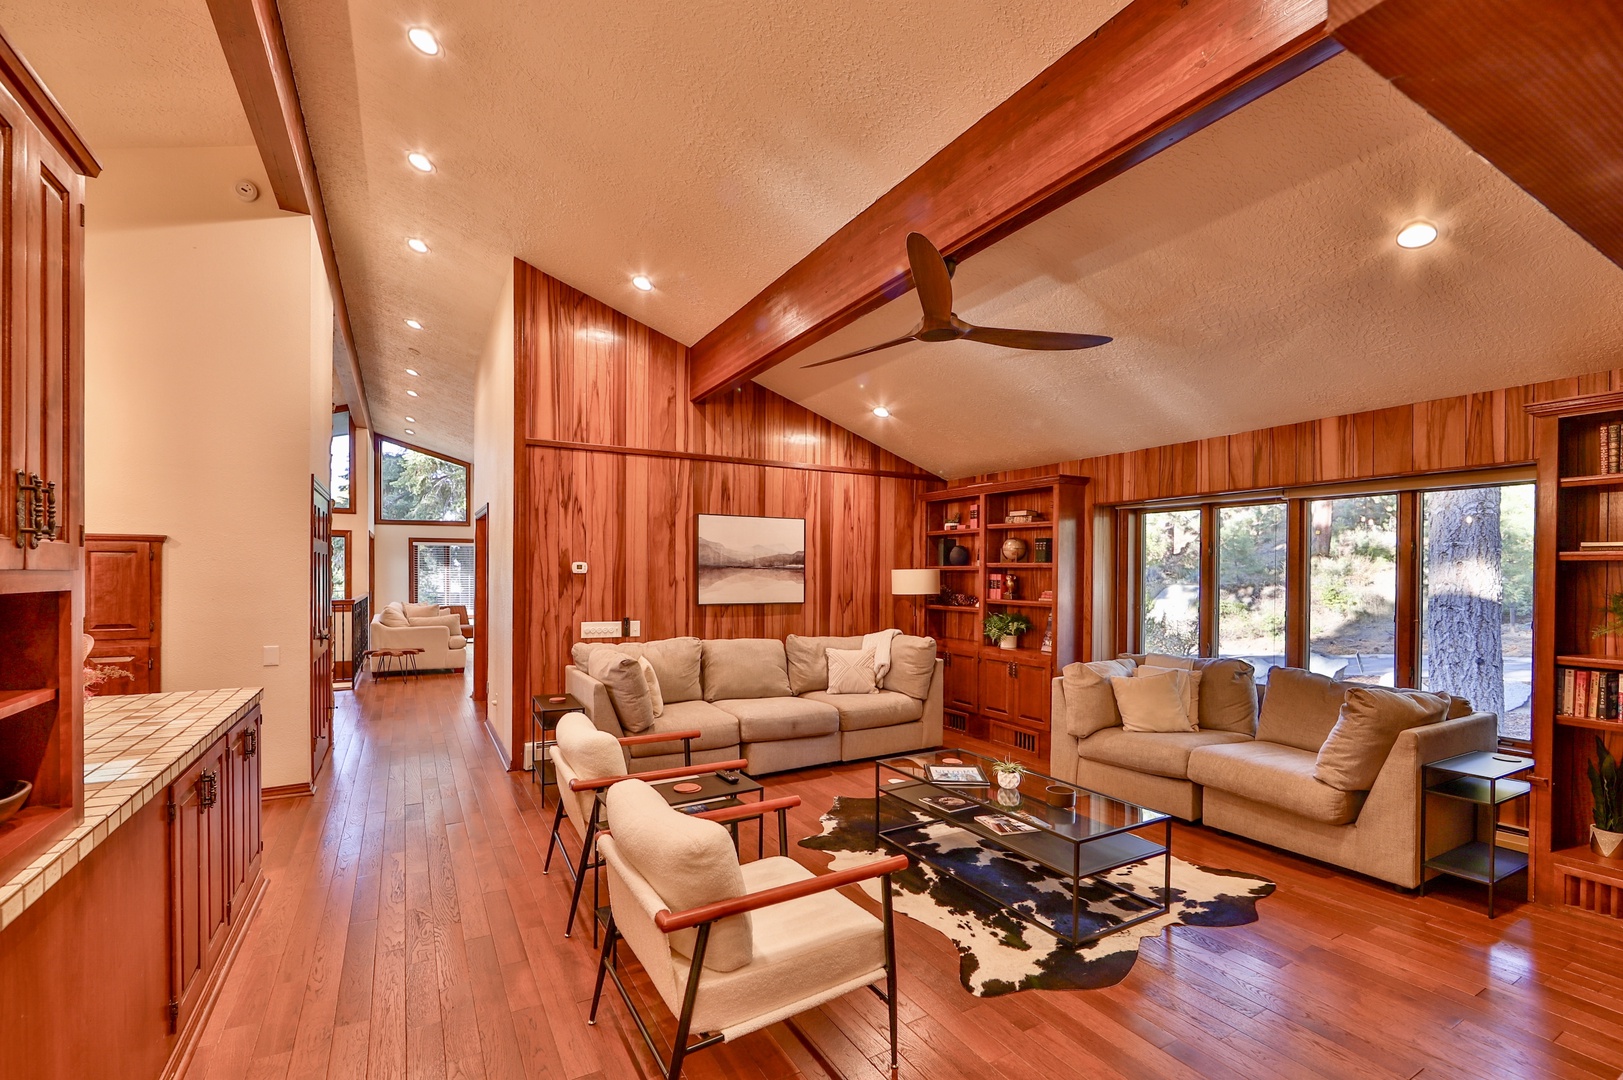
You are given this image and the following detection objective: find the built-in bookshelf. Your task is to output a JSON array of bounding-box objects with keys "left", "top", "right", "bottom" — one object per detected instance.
[
  {"left": 1529, "top": 392, "right": 1623, "bottom": 916},
  {"left": 922, "top": 476, "right": 1086, "bottom": 757}
]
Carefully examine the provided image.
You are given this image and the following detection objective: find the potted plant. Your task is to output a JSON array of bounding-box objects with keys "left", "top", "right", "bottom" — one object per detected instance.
[
  {"left": 992, "top": 758, "right": 1025, "bottom": 791},
  {"left": 983, "top": 612, "right": 1033, "bottom": 650},
  {"left": 1589, "top": 736, "right": 1623, "bottom": 859}
]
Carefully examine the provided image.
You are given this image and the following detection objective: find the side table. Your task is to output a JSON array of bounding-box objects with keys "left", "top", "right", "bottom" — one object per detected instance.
[
  {"left": 531, "top": 692, "right": 586, "bottom": 806},
  {"left": 1421, "top": 750, "right": 1534, "bottom": 917}
]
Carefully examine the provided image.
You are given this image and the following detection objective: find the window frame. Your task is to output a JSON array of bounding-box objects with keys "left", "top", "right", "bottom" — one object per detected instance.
[
  {"left": 1119, "top": 467, "right": 1534, "bottom": 747},
  {"left": 331, "top": 529, "right": 351, "bottom": 600},
  {"left": 408, "top": 538, "right": 476, "bottom": 606},
  {"left": 331, "top": 406, "right": 355, "bottom": 514},
  {"left": 374, "top": 434, "right": 473, "bottom": 526}
]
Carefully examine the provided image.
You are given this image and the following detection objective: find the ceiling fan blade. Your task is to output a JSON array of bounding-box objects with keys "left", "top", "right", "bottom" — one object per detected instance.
[
  {"left": 961, "top": 325, "right": 1112, "bottom": 351},
  {"left": 906, "top": 232, "right": 954, "bottom": 323},
  {"left": 801, "top": 328, "right": 922, "bottom": 369}
]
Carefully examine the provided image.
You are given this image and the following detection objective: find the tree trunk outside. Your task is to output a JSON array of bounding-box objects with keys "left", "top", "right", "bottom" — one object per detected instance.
[{"left": 1424, "top": 487, "right": 1504, "bottom": 719}]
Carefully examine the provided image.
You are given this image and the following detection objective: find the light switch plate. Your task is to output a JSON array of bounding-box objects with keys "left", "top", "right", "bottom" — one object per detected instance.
[
  {"left": 581, "top": 621, "right": 621, "bottom": 639},
  {"left": 571, "top": 561, "right": 588, "bottom": 574},
  {"left": 263, "top": 645, "right": 280, "bottom": 666},
  {"left": 628, "top": 620, "right": 641, "bottom": 637}
]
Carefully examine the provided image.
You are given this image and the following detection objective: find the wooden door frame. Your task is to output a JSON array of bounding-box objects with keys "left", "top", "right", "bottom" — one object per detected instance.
[
  {"left": 310, "top": 477, "right": 333, "bottom": 785},
  {"left": 473, "top": 504, "right": 489, "bottom": 702}
]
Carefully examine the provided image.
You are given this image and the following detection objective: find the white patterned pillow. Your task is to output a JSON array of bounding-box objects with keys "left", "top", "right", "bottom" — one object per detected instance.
[{"left": 825, "top": 647, "right": 878, "bottom": 695}]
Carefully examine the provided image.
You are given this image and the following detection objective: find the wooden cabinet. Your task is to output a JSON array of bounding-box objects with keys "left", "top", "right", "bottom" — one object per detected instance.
[
  {"left": 978, "top": 655, "right": 1015, "bottom": 720},
  {"left": 942, "top": 647, "right": 979, "bottom": 715},
  {"left": 86, "top": 534, "right": 164, "bottom": 693},
  {"left": 225, "top": 709, "right": 262, "bottom": 919},
  {"left": 1014, "top": 658, "right": 1050, "bottom": 726}
]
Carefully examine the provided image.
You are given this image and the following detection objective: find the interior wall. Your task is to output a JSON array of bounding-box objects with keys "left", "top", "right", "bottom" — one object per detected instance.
[
  {"left": 512, "top": 261, "right": 934, "bottom": 762},
  {"left": 83, "top": 146, "right": 332, "bottom": 791},
  {"left": 473, "top": 264, "right": 517, "bottom": 754}
]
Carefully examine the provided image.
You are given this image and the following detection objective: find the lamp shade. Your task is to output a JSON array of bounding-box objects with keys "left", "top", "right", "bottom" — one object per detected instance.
[{"left": 890, "top": 568, "right": 941, "bottom": 596}]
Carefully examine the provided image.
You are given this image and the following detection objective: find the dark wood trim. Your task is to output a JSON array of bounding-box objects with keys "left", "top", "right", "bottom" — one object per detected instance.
[
  {"left": 689, "top": 795, "right": 802, "bottom": 826},
  {"left": 1526, "top": 391, "right": 1623, "bottom": 419},
  {"left": 82, "top": 533, "right": 167, "bottom": 543},
  {"left": 1198, "top": 503, "right": 1218, "bottom": 657},
  {"left": 406, "top": 536, "right": 475, "bottom": 605},
  {"left": 1394, "top": 489, "right": 1421, "bottom": 689},
  {"left": 0, "top": 29, "right": 99, "bottom": 176},
  {"left": 202, "top": 0, "right": 370, "bottom": 430},
  {"left": 568, "top": 759, "right": 750, "bottom": 792},
  {"left": 1284, "top": 498, "right": 1310, "bottom": 670},
  {"left": 472, "top": 503, "right": 489, "bottom": 704},
  {"left": 260, "top": 782, "right": 314, "bottom": 800},
  {"left": 331, "top": 406, "right": 355, "bottom": 514},
  {"left": 525, "top": 437, "right": 937, "bottom": 482},
  {"left": 367, "top": 530, "right": 375, "bottom": 610},
  {"left": 331, "top": 529, "right": 351, "bottom": 600},
  {"left": 374, "top": 433, "right": 473, "bottom": 525},
  {"left": 1530, "top": 412, "right": 1560, "bottom": 904},
  {"left": 686, "top": 0, "right": 1337, "bottom": 400},
  {"left": 1112, "top": 508, "right": 1132, "bottom": 658}
]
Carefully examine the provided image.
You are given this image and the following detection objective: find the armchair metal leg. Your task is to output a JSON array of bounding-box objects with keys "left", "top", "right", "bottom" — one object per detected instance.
[
  {"left": 543, "top": 798, "right": 567, "bottom": 874},
  {"left": 666, "top": 924, "right": 712, "bottom": 1080},
  {"left": 565, "top": 819, "right": 598, "bottom": 939},
  {"left": 883, "top": 873, "right": 899, "bottom": 1074},
  {"left": 588, "top": 917, "right": 618, "bottom": 1026}
]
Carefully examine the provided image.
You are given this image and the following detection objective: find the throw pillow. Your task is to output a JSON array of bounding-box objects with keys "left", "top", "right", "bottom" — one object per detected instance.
[
  {"left": 1192, "top": 657, "right": 1259, "bottom": 734},
  {"left": 826, "top": 647, "right": 879, "bottom": 694},
  {"left": 403, "top": 601, "right": 442, "bottom": 621},
  {"left": 605, "top": 779, "right": 752, "bottom": 971},
  {"left": 1111, "top": 668, "right": 1197, "bottom": 732},
  {"left": 586, "top": 651, "right": 657, "bottom": 734},
  {"left": 1142, "top": 652, "right": 1197, "bottom": 670},
  {"left": 1137, "top": 664, "right": 1202, "bottom": 725},
  {"left": 882, "top": 635, "right": 938, "bottom": 700},
  {"left": 637, "top": 656, "right": 665, "bottom": 717},
  {"left": 1061, "top": 658, "right": 1135, "bottom": 739},
  {"left": 378, "top": 606, "right": 409, "bottom": 628},
  {"left": 1314, "top": 686, "right": 1449, "bottom": 791},
  {"left": 785, "top": 635, "right": 864, "bottom": 694},
  {"left": 1255, "top": 667, "right": 1356, "bottom": 751},
  {"left": 701, "top": 639, "right": 793, "bottom": 701}
]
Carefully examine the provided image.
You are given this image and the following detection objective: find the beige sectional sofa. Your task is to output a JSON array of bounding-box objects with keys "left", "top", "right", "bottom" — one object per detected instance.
[
  {"left": 1049, "top": 656, "right": 1496, "bottom": 888},
  {"left": 567, "top": 634, "right": 943, "bottom": 774}
]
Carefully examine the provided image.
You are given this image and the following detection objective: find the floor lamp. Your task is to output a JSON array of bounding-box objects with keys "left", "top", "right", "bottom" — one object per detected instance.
[{"left": 890, "top": 569, "right": 941, "bottom": 636}]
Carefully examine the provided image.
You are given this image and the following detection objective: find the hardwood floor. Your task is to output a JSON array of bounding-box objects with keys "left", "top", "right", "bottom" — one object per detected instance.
[{"left": 185, "top": 672, "right": 1623, "bottom": 1080}]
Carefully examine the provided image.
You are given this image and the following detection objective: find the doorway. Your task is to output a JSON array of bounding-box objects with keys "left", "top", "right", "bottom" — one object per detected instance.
[
  {"left": 311, "top": 479, "right": 334, "bottom": 782},
  {"left": 473, "top": 504, "right": 489, "bottom": 702}
]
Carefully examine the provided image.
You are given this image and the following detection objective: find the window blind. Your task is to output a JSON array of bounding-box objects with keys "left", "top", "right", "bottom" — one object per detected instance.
[{"left": 410, "top": 541, "right": 475, "bottom": 605}]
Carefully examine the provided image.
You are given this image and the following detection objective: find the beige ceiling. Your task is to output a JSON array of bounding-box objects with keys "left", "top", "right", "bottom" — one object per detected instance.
[
  {"left": 757, "top": 53, "right": 1623, "bottom": 478},
  {"left": 275, "top": 0, "right": 1130, "bottom": 458}
]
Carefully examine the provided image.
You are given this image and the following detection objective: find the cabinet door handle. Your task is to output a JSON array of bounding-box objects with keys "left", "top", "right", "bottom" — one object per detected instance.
[
  {"left": 243, "top": 728, "right": 257, "bottom": 758},
  {"left": 1007, "top": 661, "right": 1017, "bottom": 678},
  {"left": 198, "top": 769, "right": 219, "bottom": 810}
]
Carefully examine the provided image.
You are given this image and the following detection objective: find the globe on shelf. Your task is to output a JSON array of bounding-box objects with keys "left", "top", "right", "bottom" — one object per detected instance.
[{"left": 1000, "top": 537, "right": 1029, "bottom": 562}]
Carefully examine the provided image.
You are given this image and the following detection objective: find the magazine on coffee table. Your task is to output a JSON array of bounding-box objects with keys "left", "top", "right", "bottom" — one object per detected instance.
[
  {"left": 918, "top": 793, "right": 978, "bottom": 814},
  {"left": 975, "top": 813, "right": 1039, "bottom": 836},
  {"left": 925, "top": 764, "right": 988, "bottom": 786}
]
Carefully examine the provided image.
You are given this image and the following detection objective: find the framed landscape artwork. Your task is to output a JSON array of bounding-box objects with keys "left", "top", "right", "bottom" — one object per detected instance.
[{"left": 696, "top": 514, "right": 806, "bottom": 605}]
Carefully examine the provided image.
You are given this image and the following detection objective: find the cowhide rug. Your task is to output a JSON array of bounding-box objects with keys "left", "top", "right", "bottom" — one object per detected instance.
[{"left": 800, "top": 795, "right": 1274, "bottom": 997}]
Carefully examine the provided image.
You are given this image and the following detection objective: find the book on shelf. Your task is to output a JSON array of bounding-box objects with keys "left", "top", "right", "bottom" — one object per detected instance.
[
  {"left": 1579, "top": 540, "right": 1623, "bottom": 549},
  {"left": 1601, "top": 421, "right": 1623, "bottom": 474},
  {"left": 1559, "top": 665, "right": 1623, "bottom": 719}
]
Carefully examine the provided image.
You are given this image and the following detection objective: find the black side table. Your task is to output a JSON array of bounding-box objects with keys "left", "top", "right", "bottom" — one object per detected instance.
[
  {"left": 1421, "top": 750, "right": 1534, "bottom": 918},
  {"left": 531, "top": 692, "right": 586, "bottom": 805}
]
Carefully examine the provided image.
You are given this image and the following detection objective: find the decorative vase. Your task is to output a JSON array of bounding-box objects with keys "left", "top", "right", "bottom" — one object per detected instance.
[
  {"left": 997, "top": 635, "right": 1019, "bottom": 650},
  {"left": 996, "top": 771, "right": 1022, "bottom": 791},
  {"left": 1000, "top": 537, "right": 1028, "bottom": 563},
  {"left": 1593, "top": 824, "right": 1623, "bottom": 860},
  {"left": 947, "top": 543, "right": 971, "bottom": 566}
]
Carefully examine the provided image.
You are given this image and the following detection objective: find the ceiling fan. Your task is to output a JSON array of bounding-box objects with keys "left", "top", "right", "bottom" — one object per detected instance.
[{"left": 802, "top": 232, "right": 1111, "bottom": 369}]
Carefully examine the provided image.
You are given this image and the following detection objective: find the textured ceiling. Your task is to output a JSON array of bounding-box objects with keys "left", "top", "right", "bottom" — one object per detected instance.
[
  {"left": 0, "top": 0, "right": 252, "bottom": 148},
  {"left": 275, "top": 0, "right": 1130, "bottom": 458},
  {"left": 756, "top": 54, "right": 1623, "bottom": 478}
]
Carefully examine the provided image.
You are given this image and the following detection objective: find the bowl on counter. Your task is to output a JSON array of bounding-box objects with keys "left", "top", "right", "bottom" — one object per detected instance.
[{"left": 0, "top": 778, "right": 32, "bottom": 826}]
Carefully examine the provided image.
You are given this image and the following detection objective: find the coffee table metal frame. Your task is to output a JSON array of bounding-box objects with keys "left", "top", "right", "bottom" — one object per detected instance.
[{"left": 875, "top": 749, "right": 1172, "bottom": 946}]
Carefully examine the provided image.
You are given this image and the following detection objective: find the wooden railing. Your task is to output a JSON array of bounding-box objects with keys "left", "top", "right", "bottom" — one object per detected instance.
[{"left": 332, "top": 595, "right": 369, "bottom": 687}]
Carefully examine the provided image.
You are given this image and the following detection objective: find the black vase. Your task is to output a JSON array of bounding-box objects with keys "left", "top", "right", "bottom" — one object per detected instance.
[{"left": 947, "top": 543, "right": 971, "bottom": 566}]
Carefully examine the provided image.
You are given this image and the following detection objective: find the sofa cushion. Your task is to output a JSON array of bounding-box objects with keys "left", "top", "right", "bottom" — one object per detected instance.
[
  {"left": 1077, "top": 727, "right": 1253, "bottom": 780},
  {"left": 713, "top": 696, "right": 840, "bottom": 742},
  {"left": 554, "top": 712, "right": 627, "bottom": 782},
  {"left": 403, "top": 601, "right": 442, "bottom": 620},
  {"left": 637, "top": 656, "right": 665, "bottom": 717},
  {"left": 1314, "top": 686, "right": 1449, "bottom": 792},
  {"left": 801, "top": 690, "right": 924, "bottom": 732},
  {"left": 1255, "top": 666, "right": 1355, "bottom": 752},
  {"left": 882, "top": 635, "right": 938, "bottom": 700},
  {"left": 1142, "top": 652, "right": 1196, "bottom": 669},
  {"left": 1195, "top": 657, "right": 1259, "bottom": 734},
  {"left": 1060, "top": 659, "right": 1136, "bottom": 739},
  {"left": 785, "top": 635, "right": 864, "bottom": 694},
  {"left": 1112, "top": 668, "right": 1196, "bottom": 732},
  {"left": 826, "top": 647, "right": 878, "bottom": 694},
  {"left": 622, "top": 700, "right": 741, "bottom": 759},
  {"left": 586, "top": 651, "right": 657, "bottom": 734},
  {"left": 605, "top": 779, "right": 752, "bottom": 971},
  {"left": 702, "top": 639, "right": 793, "bottom": 701},
  {"left": 1187, "top": 741, "right": 1366, "bottom": 825}
]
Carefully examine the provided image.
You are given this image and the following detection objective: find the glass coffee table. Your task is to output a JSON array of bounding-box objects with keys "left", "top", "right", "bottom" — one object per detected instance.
[{"left": 876, "top": 749, "right": 1171, "bottom": 945}]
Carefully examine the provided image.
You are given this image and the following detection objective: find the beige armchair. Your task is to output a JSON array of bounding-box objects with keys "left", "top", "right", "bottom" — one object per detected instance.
[{"left": 588, "top": 778, "right": 907, "bottom": 1080}]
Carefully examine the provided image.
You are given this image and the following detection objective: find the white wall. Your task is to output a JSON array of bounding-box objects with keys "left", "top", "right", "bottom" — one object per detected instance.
[
  {"left": 84, "top": 146, "right": 333, "bottom": 791},
  {"left": 473, "top": 264, "right": 516, "bottom": 757}
]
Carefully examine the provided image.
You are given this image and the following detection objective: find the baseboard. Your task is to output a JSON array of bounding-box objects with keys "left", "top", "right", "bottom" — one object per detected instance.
[
  {"left": 262, "top": 782, "right": 314, "bottom": 800},
  {"left": 160, "top": 872, "right": 267, "bottom": 1080},
  {"left": 480, "top": 714, "right": 519, "bottom": 771}
]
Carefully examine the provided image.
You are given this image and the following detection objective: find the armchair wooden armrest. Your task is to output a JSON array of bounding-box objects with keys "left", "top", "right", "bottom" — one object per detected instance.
[
  {"left": 617, "top": 728, "right": 702, "bottom": 746},
  {"left": 569, "top": 758, "right": 749, "bottom": 792},
  {"left": 654, "top": 854, "right": 911, "bottom": 932},
  {"left": 692, "top": 796, "right": 800, "bottom": 825}
]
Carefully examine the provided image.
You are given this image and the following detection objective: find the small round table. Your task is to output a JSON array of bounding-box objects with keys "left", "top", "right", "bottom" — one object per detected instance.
[{"left": 365, "top": 647, "right": 424, "bottom": 681}]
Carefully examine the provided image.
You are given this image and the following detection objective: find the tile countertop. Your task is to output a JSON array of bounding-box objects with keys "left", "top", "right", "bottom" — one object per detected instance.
[{"left": 0, "top": 687, "right": 263, "bottom": 933}]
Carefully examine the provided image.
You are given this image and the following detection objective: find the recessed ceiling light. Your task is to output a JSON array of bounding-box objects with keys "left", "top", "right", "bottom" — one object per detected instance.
[
  {"left": 631, "top": 275, "right": 653, "bottom": 292},
  {"left": 1396, "top": 221, "right": 1438, "bottom": 249},
  {"left": 407, "top": 152, "right": 434, "bottom": 173},
  {"left": 872, "top": 406, "right": 891, "bottom": 418},
  {"left": 407, "top": 27, "right": 440, "bottom": 55},
  {"left": 405, "top": 416, "right": 416, "bottom": 423},
  {"left": 406, "top": 237, "right": 429, "bottom": 254},
  {"left": 404, "top": 429, "right": 415, "bottom": 435},
  {"left": 404, "top": 319, "right": 423, "bottom": 330},
  {"left": 406, "top": 389, "right": 419, "bottom": 397},
  {"left": 405, "top": 368, "right": 419, "bottom": 376}
]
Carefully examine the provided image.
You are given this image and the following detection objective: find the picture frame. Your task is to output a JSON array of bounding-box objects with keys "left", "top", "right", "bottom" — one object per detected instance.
[
  {"left": 926, "top": 764, "right": 988, "bottom": 786},
  {"left": 696, "top": 514, "right": 806, "bottom": 605}
]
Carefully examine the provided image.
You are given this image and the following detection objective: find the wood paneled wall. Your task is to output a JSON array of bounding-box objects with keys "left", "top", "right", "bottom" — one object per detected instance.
[{"left": 511, "top": 262, "right": 932, "bottom": 755}]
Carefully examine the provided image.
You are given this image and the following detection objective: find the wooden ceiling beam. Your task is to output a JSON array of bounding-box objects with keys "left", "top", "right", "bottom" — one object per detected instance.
[
  {"left": 1330, "top": 0, "right": 1623, "bottom": 270},
  {"left": 686, "top": 0, "right": 1338, "bottom": 403},
  {"left": 204, "top": 0, "right": 372, "bottom": 431}
]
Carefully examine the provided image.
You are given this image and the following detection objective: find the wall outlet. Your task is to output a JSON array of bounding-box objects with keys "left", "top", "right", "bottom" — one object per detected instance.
[
  {"left": 581, "top": 621, "right": 622, "bottom": 639},
  {"left": 262, "top": 645, "right": 280, "bottom": 666}
]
